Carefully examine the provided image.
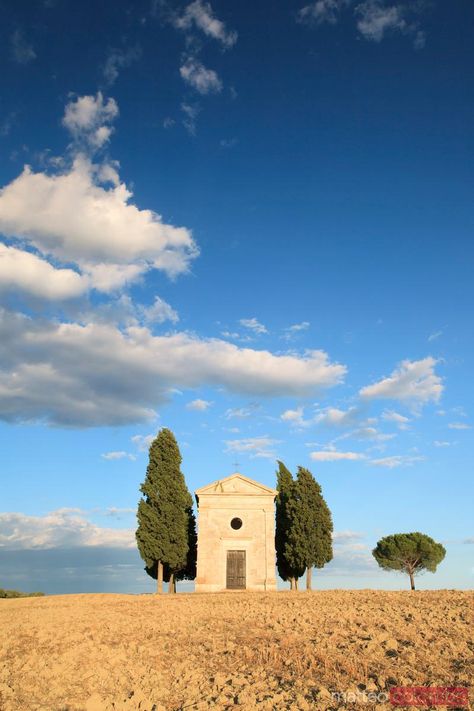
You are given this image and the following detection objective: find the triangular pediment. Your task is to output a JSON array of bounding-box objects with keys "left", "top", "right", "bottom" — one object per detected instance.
[{"left": 195, "top": 473, "right": 277, "bottom": 497}]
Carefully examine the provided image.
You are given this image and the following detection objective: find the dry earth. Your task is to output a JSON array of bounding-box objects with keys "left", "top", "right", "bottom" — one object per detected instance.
[{"left": 0, "top": 590, "right": 472, "bottom": 710}]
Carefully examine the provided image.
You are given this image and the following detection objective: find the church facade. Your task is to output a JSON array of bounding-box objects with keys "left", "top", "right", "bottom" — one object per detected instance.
[{"left": 194, "top": 473, "right": 278, "bottom": 592}]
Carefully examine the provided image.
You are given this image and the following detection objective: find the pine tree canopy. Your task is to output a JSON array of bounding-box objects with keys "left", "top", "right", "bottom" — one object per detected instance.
[
  {"left": 285, "top": 466, "right": 333, "bottom": 572},
  {"left": 136, "top": 428, "right": 196, "bottom": 580},
  {"left": 372, "top": 532, "right": 446, "bottom": 576}
]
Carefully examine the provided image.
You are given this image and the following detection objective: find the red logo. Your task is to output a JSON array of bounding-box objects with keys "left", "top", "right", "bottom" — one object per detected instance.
[{"left": 390, "top": 687, "right": 469, "bottom": 707}]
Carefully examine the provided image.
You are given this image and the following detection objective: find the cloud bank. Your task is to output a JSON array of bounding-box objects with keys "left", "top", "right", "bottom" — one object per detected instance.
[{"left": 0, "top": 308, "right": 346, "bottom": 426}]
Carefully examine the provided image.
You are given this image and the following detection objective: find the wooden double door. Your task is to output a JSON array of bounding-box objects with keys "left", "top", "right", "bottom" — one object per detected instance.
[{"left": 226, "top": 550, "right": 246, "bottom": 589}]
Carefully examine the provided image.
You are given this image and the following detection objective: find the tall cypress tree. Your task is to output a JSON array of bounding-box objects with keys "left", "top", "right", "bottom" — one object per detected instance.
[
  {"left": 285, "top": 467, "right": 333, "bottom": 591},
  {"left": 275, "top": 461, "right": 304, "bottom": 590},
  {"left": 136, "top": 428, "right": 196, "bottom": 593}
]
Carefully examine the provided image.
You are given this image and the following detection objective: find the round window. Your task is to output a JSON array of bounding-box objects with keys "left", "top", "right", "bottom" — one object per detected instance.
[{"left": 230, "top": 517, "right": 243, "bottom": 530}]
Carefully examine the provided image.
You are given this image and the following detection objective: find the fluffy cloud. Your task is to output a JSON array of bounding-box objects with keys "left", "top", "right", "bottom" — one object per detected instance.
[
  {"left": 355, "top": 1, "right": 425, "bottom": 47},
  {"left": 382, "top": 410, "right": 410, "bottom": 428},
  {"left": 310, "top": 450, "right": 364, "bottom": 461},
  {"left": 298, "top": 0, "right": 349, "bottom": 25},
  {"left": 359, "top": 357, "right": 443, "bottom": 404},
  {"left": 0, "top": 244, "right": 86, "bottom": 300},
  {"left": 287, "top": 321, "right": 310, "bottom": 332},
  {"left": 101, "top": 451, "right": 135, "bottom": 461},
  {"left": 103, "top": 46, "right": 141, "bottom": 86},
  {"left": 181, "top": 102, "right": 200, "bottom": 135},
  {"left": 186, "top": 398, "right": 212, "bottom": 411},
  {"left": 239, "top": 317, "right": 268, "bottom": 335},
  {"left": 10, "top": 29, "right": 36, "bottom": 64},
  {"left": 224, "top": 406, "right": 258, "bottom": 419},
  {"left": 0, "top": 509, "right": 134, "bottom": 550},
  {"left": 141, "top": 297, "right": 179, "bottom": 324},
  {"left": 282, "top": 321, "right": 310, "bottom": 341},
  {"left": 180, "top": 59, "right": 222, "bottom": 94},
  {"left": 62, "top": 92, "right": 119, "bottom": 149},
  {"left": 281, "top": 406, "right": 306, "bottom": 427},
  {"left": 356, "top": 1, "right": 405, "bottom": 42},
  {"left": 131, "top": 433, "right": 156, "bottom": 452},
  {"left": 0, "top": 308, "right": 346, "bottom": 426},
  {"left": 0, "top": 155, "right": 198, "bottom": 292},
  {"left": 351, "top": 426, "right": 395, "bottom": 441},
  {"left": 369, "top": 454, "right": 424, "bottom": 468},
  {"left": 225, "top": 436, "right": 280, "bottom": 459},
  {"left": 333, "top": 530, "right": 364, "bottom": 543},
  {"left": 448, "top": 422, "right": 471, "bottom": 430},
  {"left": 315, "top": 406, "right": 359, "bottom": 427},
  {"left": 174, "top": 0, "right": 237, "bottom": 48}
]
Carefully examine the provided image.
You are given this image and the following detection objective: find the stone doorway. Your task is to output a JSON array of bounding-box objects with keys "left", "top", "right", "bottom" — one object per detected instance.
[{"left": 226, "top": 550, "right": 246, "bottom": 589}]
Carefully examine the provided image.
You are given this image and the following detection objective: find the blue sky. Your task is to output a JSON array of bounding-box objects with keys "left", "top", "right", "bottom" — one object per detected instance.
[{"left": 0, "top": 0, "right": 472, "bottom": 594}]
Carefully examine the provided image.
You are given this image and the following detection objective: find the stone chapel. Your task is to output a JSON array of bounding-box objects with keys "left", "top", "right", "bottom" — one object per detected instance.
[{"left": 194, "top": 473, "right": 277, "bottom": 592}]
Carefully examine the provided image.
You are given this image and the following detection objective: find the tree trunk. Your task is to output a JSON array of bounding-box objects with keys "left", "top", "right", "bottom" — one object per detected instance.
[
  {"left": 169, "top": 573, "right": 176, "bottom": 593},
  {"left": 295, "top": 577, "right": 299, "bottom": 591},
  {"left": 409, "top": 571, "right": 415, "bottom": 591},
  {"left": 306, "top": 567, "right": 312, "bottom": 591},
  {"left": 290, "top": 577, "right": 295, "bottom": 591},
  {"left": 156, "top": 560, "right": 163, "bottom": 594}
]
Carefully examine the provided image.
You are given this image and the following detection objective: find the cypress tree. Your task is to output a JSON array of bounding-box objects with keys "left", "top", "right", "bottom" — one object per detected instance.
[
  {"left": 275, "top": 461, "right": 304, "bottom": 590},
  {"left": 285, "top": 467, "right": 333, "bottom": 591},
  {"left": 136, "top": 428, "right": 196, "bottom": 593}
]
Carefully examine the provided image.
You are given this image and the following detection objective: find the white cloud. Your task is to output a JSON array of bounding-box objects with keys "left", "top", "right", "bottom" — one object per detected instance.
[
  {"left": 359, "top": 357, "right": 442, "bottom": 404},
  {"left": 186, "top": 398, "right": 212, "bottom": 411},
  {"left": 174, "top": 0, "right": 237, "bottom": 48},
  {"left": 0, "top": 510, "right": 134, "bottom": 550},
  {"left": 281, "top": 406, "right": 307, "bottom": 427},
  {"left": 355, "top": 0, "right": 425, "bottom": 47},
  {"left": 433, "top": 441, "right": 451, "bottom": 448},
  {"left": 428, "top": 329, "right": 443, "bottom": 342},
  {"left": 382, "top": 409, "right": 410, "bottom": 429},
  {"left": 287, "top": 321, "right": 310, "bottom": 332},
  {"left": 225, "top": 436, "right": 280, "bottom": 459},
  {"left": 180, "top": 58, "right": 222, "bottom": 94},
  {"left": 356, "top": 1, "right": 406, "bottom": 42},
  {"left": 141, "top": 296, "right": 179, "bottom": 324},
  {"left": 104, "top": 507, "right": 135, "bottom": 518},
  {"left": 131, "top": 433, "right": 156, "bottom": 452},
  {"left": 351, "top": 426, "right": 396, "bottom": 441},
  {"left": 239, "top": 317, "right": 268, "bottom": 335},
  {"left": 448, "top": 422, "right": 471, "bottom": 430},
  {"left": 369, "top": 454, "right": 425, "bottom": 468},
  {"left": 315, "top": 406, "right": 359, "bottom": 427},
  {"left": 221, "top": 330, "right": 241, "bottom": 340},
  {"left": 333, "top": 530, "right": 364, "bottom": 543},
  {"left": 282, "top": 321, "right": 310, "bottom": 341},
  {"left": 298, "top": 0, "right": 349, "bottom": 25},
  {"left": 101, "top": 451, "right": 135, "bottom": 461},
  {"left": 0, "top": 308, "right": 345, "bottom": 426},
  {"left": 0, "top": 155, "right": 198, "bottom": 291},
  {"left": 181, "top": 102, "right": 200, "bottom": 135},
  {"left": 225, "top": 406, "right": 257, "bottom": 419},
  {"left": 10, "top": 29, "right": 36, "bottom": 64},
  {"left": 413, "top": 30, "right": 426, "bottom": 50},
  {"left": 62, "top": 92, "right": 119, "bottom": 149},
  {"left": 0, "top": 244, "right": 86, "bottom": 300},
  {"left": 310, "top": 450, "right": 364, "bottom": 461},
  {"left": 103, "top": 46, "right": 141, "bottom": 86}
]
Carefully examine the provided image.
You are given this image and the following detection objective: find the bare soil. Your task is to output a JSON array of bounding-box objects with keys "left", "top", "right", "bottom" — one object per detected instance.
[{"left": 0, "top": 590, "right": 472, "bottom": 710}]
